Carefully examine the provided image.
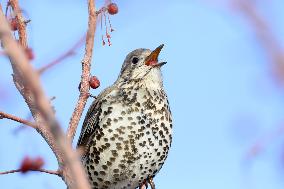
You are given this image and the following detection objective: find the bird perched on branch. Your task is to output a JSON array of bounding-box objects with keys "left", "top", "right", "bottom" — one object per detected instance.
[{"left": 77, "top": 44, "right": 173, "bottom": 189}]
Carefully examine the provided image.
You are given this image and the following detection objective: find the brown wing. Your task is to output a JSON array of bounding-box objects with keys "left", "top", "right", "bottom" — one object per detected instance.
[{"left": 77, "top": 86, "right": 115, "bottom": 154}]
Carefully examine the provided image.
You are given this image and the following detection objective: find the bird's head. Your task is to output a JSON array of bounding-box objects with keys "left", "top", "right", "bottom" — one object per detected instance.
[{"left": 117, "top": 44, "right": 166, "bottom": 87}]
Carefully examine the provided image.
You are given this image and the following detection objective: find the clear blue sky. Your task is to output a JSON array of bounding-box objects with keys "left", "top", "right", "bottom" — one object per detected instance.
[{"left": 1, "top": 0, "right": 284, "bottom": 189}]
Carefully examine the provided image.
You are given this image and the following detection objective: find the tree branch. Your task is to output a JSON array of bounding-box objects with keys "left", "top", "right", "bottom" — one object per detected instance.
[
  {"left": 1, "top": 1, "right": 62, "bottom": 169},
  {"left": 234, "top": 0, "right": 284, "bottom": 84},
  {"left": 1, "top": 0, "right": 98, "bottom": 187},
  {"left": 233, "top": 0, "right": 284, "bottom": 158},
  {"left": 0, "top": 111, "right": 37, "bottom": 129},
  {"left": 0, "top": 169, "right": 60, "bottom": 176},
  {"left": 0, "top": 4, "right": 91, "bottom": 189},
  {"left": 38, "top": 35, "right": 86, "bottom": 74},
  {"left": 67, "top": 0, "right": 97, "bottom": 142}
]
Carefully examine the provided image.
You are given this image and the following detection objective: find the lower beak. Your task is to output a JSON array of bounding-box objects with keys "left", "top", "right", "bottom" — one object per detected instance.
[
  {"left": 145, "top": 44, "right": 165, "bottom": 66},
  {"left": 152, "top": 61, "right": 167, "bottom": 68}
]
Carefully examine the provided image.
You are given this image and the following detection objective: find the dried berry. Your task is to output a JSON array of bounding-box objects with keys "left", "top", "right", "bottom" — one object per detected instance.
[
  {"left": 20, "top": 156, "right": 33, "bottom": 173},
  {"left": 10, "top": 18, "right": 18, "bottom": 31},
  {"left": 32, "top": 157, "right": 44, "bottom": 170},
  {"left": 20, "top": 156, "right": 44, "bottom": 173},
  {"left": 25, "top": 48, "right": 34, "bottom": 60},
  {"left": 89, "top": 76, "right": 100, "bottom": 89},
  {"left": 107, "top": 3, "right": 118, "bottom": 15}
]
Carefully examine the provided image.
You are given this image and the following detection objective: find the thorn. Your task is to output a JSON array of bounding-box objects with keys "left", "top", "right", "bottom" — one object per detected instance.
[
  {"left": 88, "top": 94, "right": 97, "bottom": 99},
  {"left": 107, "top": 14, "right": 115, "bottom": 32},
  {"left": 50, "top": 96, "right": 56, "bottom": 101},
  {"left": 24, "top": 19, "right": 31, "bottom": 24}
]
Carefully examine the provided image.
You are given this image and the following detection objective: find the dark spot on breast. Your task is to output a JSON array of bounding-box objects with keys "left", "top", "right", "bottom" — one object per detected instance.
[
  {"left": 100, "top": 170, "right": 106, "bottom": 175},
  {"left": 113, "top": 169, "right": 119, "bottom": 173},
  {"left": 102, "top": 165, "right": 108, "bottom": 170}
]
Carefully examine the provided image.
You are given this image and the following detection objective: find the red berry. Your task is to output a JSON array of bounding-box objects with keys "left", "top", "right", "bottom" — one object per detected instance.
[
  {"left": 89, "top": 76, "right": 100, "bottom": 89},
  {"left": 25, "top": 48, "right": 34, "bottom": 60},
  {"left": 107, "top": 3, "right": 118, "bottom": 15},
  {"left": 10, "top": 18, "right": 18, "bottom": 31},
  {"left": 20, "top": 156, "right": 44, "bottom": 173},
  {"left": 20, "top": 156, "right": 33, "bottom": 173},
  {"left": 32, "top": 157, "right": 44, "bottom": 170}
]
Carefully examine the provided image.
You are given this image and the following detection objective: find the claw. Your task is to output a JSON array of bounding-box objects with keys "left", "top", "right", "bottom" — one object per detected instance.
[
  {"left": 139, "top": 179, "right": 148, "bottom": 189},
  {"left": 148, "top": 177, "right": 155, "bottom": 189},
  {"left": 139, "top": 177, "right": 155, "bottom": 189}
]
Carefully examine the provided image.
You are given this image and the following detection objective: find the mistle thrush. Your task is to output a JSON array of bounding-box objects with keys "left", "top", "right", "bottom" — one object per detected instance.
[{"left": 77, "top": 44, "right": 173, "bottom": 189}]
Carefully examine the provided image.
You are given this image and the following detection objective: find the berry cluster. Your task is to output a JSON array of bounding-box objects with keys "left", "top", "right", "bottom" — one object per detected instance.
[
  {"left": 20, "top": 156, "right": 44, "bottom": 173},
  {"left": 99, "top": 2, "right": 118, "bottom": 46}
]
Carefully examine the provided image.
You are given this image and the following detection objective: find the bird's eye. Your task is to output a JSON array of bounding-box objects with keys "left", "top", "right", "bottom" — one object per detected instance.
[{"left": 132, "top": 57, "right": 139, "bottom": 64}]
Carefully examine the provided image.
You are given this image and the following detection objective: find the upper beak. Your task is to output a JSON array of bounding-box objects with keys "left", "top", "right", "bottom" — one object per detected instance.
[{"left": 145, "top": 44, "right": 166, "bottom": 67}]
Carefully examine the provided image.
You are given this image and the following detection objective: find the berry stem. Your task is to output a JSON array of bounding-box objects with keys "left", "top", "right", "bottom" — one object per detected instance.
[{"left": 107, "top": 14, "right": 114, "bottom": 32}]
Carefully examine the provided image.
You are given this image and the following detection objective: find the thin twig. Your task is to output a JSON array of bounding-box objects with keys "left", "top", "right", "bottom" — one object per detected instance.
[
  {"left": 67, "top": 0, "right": 97, "bottom": 142},
  {"left": 245, "top": 122, "right": 284, "bottom": 159},
  {"left": 0, "top": 169, "right": 60, "bottom": 176},
  {"left": 234, "top": 0, "right": 284, "bottom": 84},
  {"left": 0, "top": 111, "right": 37, "bottom": 129},
  {"left": 13, "top": 113, "right": 33, "bottom": 134},
  {"left": 38, "top": 35, "right": 86, "bottom": 74},
  {"left": 96, "top": 7, "right": 107, "bottom": 16}
]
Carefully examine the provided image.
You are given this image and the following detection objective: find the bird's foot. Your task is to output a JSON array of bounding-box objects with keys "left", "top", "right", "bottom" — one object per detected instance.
[
  {"left": 139, "top": 180, "right": 148, "bottom": 189},
  {"left": 148, "top": 177, "right": 156, "bottom": 189},
  {"left": 139, "top": 177, "right": 155, "bottom": 189}
]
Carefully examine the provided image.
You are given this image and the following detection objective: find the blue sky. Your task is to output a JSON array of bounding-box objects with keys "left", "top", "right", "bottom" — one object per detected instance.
[{"left": 1, "top": 0, "right": 284, "bottom": 189}]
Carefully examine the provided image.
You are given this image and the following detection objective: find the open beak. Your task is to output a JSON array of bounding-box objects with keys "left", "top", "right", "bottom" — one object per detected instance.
[{"left": 145, "top": 44, "right": 167, "bottom": 67}]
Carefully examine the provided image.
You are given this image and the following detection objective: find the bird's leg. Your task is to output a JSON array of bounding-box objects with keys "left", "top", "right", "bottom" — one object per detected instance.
[
  {"left": 148, "top": 177, "right": 156, "bottom": 189},
  {"left": 139, "top": 179, "right": 148, "bottom": 189},
  {"left": 139, "top": 184, "right": 147, "bottom": 189}
]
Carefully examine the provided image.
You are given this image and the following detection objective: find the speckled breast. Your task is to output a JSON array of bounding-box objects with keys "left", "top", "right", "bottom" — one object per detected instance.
[{"left": 84, "top": 86, "right": 172, "bottom": 189}]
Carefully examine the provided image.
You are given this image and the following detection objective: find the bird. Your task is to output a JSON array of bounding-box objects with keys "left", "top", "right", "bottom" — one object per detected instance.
[{"left": 77, "top": 44, "right": 173, "bottom": 189}]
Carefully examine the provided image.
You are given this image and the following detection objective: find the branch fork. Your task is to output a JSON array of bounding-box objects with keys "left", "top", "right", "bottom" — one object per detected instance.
[{"left": 0, "top": 0, "right": 98, "bottom": 189}]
